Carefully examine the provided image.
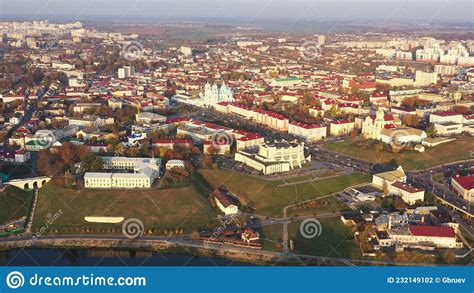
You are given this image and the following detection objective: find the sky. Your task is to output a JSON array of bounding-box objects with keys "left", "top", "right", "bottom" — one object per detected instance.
[{"left": 0, "top": 0, "right": 473, "bottom": 22}]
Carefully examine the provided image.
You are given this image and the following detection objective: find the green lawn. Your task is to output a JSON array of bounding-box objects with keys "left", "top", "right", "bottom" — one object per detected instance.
[
  {"left": 33, "top": 182, "right": 218, "bottom": 236},
  {"left": 324, "top": 137, "right": 474, "bottom": 170},
  {"left": 260, "top": 224, "right": 283, "bottom": 252},
  {"left": 288, "top": 218, "right": 362, "bottom": 258},
  {"left": 280, "top": 170, "right": 340, "bottom": 184},
  {"left": 0, "top": 186, "right": 33, "bottom": 225},
  {"left": 199, "top": 169, "right": 370, "bottom": 217},
  {"left": 286, "top": 196, "right": 350, "bottom": 218},
  {"left": 0, "top": 162, "right": 33, "bottom": 179}
]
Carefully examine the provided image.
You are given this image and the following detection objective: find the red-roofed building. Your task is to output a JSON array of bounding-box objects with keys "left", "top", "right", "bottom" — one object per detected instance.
[
  {"left": 348, "top": 79, "right": 377, "bottom": 92},
  {"left": 233, "top": 130, "right": 264, "bottom": 151},
  {"left": 152, "top": 139, "right": 193, "bottom": 149},
  {"left": 387, "top": 225, "right": 462, "bottom": 249},
  {"left": 337, "top": 96, "right": 364, "bottom": 105},
  {"left": 390, "top": 181, "right": 425, "bottom": 205},
  {"left": 289, "top": 122, "right": 327, "bottom": 141},
  {"left": 321, "top": 99, "right": 338, "bottom": 111},
  {"left": 430, "top": 111, "right": 464, "bottom": 124},
  {"left": 228, "top": 102, "right": 257, "bottom": 119},
  {"left": 330, "top": 119, "right": 355, "bottom": 136},
  {"left": 409, "top": 225, "right": 455, "bottom": 238},
  {"left": 369, "top": 92, "right": 389, "bottom": 107},
  {"left": 451, "top": 175, "right": 474, "bottom": 203},
  {"left": 339, "top": 102, "right": 366, "bottom": 115},
  {"left": 254, "top": 109, "right": 289, "bottom": 131},
  {"left": 212, "top": 188, "right": 239, "bottom": 215},
  {"left": 203, "top": 140, "right": 231, "bottom": 155}
]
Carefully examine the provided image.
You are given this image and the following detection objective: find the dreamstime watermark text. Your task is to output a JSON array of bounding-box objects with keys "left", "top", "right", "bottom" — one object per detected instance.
[{"left": 5, "top": 271, "right": 146, "bottom": 289}]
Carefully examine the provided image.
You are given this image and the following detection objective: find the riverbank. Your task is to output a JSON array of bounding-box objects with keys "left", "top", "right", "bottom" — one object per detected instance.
[{"left": 0, "top": 237, "right": 279, "bottom": 266}]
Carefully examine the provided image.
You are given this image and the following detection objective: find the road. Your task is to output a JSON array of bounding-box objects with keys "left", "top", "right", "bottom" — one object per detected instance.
[
  {"left": 0, "top": 233, "right": 443, "bottom": 266},
  {"left": 407, "top": 161, "right": 474, "bottom": 219},
  {"left": 25, "top": 188, "right": 39, "bottom": 233}
]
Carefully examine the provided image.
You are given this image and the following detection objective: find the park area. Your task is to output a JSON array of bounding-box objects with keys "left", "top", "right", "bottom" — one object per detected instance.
[
  {"left": 288, "top": 218, "right": 362, "bottom": 259},
  {"left": 199, "top": 168, "right": 370, "bottom": 217},
  {"left": 324, "top": 137, "right": 474, "bottom": 170},
  {"left": 0, "top": 186, "right": 33, "bottom": 226},
  {"left": 32, "top": 182, "right": 218, "bottom": 236}
]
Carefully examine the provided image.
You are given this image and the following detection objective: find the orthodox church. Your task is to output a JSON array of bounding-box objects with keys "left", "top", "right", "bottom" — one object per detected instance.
[{"left": 202, "top": 81, "right": 234, "bottom": 106}]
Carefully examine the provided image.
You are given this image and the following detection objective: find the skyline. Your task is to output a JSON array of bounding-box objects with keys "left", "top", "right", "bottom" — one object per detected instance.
[{"left": 0, "top": 0, "right": 473, "bottom": 23}]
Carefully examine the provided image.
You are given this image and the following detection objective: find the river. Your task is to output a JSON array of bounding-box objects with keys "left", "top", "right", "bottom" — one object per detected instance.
[{"left": 0, "top": 248, "right": 253, "bottom": 266}]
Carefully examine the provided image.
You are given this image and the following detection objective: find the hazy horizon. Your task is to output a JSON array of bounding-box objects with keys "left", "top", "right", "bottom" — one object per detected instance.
[{"left": 0, "top": 0, "right": 473, "bottom": 23}]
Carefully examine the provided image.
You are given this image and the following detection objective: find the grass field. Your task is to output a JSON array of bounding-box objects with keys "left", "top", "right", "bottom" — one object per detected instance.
[
  {"left": 286, "top": 196, "right": 350, "bottom": 218},
  {"left": 199, "top": 169, "right": 370, "bottom": 217},
  {"left": 33, "top": 182, "right": 218, "bottom": 235},
  {"left": 0, "top": 186, "right": 33, "bottom": 225},
  {"left": 260, "top": 224, "right": 283, "bottom": 252},
  {"left": 324, "top": 137, "right": 474, "bottom": 170},
  {"left": 288, "top": 218, "right": 362, "bottom": 258}
]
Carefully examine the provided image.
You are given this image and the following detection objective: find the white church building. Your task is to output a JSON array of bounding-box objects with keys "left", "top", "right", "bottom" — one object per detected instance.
[{"left": 202, "top": 81, "right": 234, "bottom": 106}]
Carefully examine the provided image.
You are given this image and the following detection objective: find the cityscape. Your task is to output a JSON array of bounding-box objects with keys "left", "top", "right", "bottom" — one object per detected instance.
[{"left": 0, "top": 0, "right": 473, "bottom": 282}]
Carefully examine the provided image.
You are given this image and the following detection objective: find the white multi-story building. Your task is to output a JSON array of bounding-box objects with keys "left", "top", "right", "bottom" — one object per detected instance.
[
  {"left": 434, "top": 65, "right": 459, "bottom": 76},
  {"left": 387, "top": 225, "right": 462, "bottom": 249},
  {"left": 389, "top": 181, "right": 425, "bottom": 205},
  {"left": 254, "top": 109, "right": 289, "bottom": 131},
  {"left": 372, "top": 166, "right": 407, "bottom": 189},
  {"left": 329, "top": 120, "right": 355, "bottom": 136},
  {"left": 415, "top": 71, "right": 438, "bottom": 86},
  {"left": 288, "top": 122, "right": 327, "bottom": 141},
  {"left": 233, "top": 130, "right": 264, "bottom": 152},
  {"left": 379, "top": 126, "right": 427, "bottom": 146},
  {"left": 177, "top": 121, "right": 234, "bottom": 143},
  {"left": 180, "top": 46, "right": 193, "bottom": 56},
  {"left": 451, "top": 175, "right": 474, "bottom": 203},
  {"left": 84, "top": 157, "right": 160, "bottom": 189},
  {"left": 235, "top": 140, "right": 309, "bottom": 175},
  {"left": 429, "top": 111, "right": 464, "bottom": 124},
  {"left": 118, "top": 66, "right": 134, "bottom": 79}
]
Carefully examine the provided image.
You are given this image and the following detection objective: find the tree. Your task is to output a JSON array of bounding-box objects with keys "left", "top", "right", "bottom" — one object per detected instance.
[
  {"left": 403, "top": 114, "right": 420, "bottom": 127},
  {"left": 127, "top": 146, "right": 140, "bottom": 157},
  {"left": 190, "top": 231, "right": 200, "bottom": 241},
  {"left": 330, "top": 105, "right": 338, "bottom": 117},
  {"left": 201, "top": 155, "right": 213, "bottom": 168},
  {"left": 59, "top": 142, "right": 77, "bottom": 165},
  {"left": 115, "top": 144, "right": 126, "bottom": 156},
  {"left": 453, "top": 105, "right": 469, "bottom": 115},
  {"left": 37, "top": 150, "right": 54, "bottom": 176},
  {"left": 80, "top": 152, "right": 103, "bottom": 172},
  {"left": 442, "top": 251, "right": 457, "bottom": 264},
  {"left": 206, "top": 145, "right": 219, "bottom": 155},
  {"left": 374, "top": 143, "right": 383, "bottom": 152},
  {"left": 382, "top": 180, "right": 389, "bottom": 195},
  {"left": 350, "top": 129, "right": 357, "bottom": 140}
]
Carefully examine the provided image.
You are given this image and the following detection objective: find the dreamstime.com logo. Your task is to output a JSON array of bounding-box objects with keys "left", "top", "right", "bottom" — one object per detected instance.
[
  {"left": 120, "top": 41, "right": 143, "bottom": 61},
  {"left": 4, "top": 271, "right": 147, "bottom": 289},
  {"left": 211, "top": 131, "right": 234, "bottom": 148},
  {"left": 300, "top": 40, "right": 322, "bottom": 61},
  {"left": 33, "top": 132, "right": 56, "bottom": 149},
  {"left": 122, "top": 218, "right": 144, "bottom": 239},
  {"left": 388, "top": 129, "right": 412, "bottom": 152},
  {"left": 299, "top": 218, "right": 323, "bottom": 239},
  {"left": 6, "top": 271, "right": 25, "bottom": 289}
]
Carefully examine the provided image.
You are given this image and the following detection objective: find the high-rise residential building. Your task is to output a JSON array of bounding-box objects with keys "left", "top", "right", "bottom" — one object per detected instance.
[
  {"left": 318, "top": 35, "right": 326, "bottom": 46},
  {"left": 180, "top": 46, "right": 193, "bottom": 56}
]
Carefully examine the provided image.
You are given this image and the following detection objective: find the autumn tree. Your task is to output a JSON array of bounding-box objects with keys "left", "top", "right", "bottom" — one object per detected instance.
[
  {"left": 402, "top": 114, "right": 420, "bottom": 127},
  {"left": 80, "top": 152, "right": 103, "bottom": 172}
]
